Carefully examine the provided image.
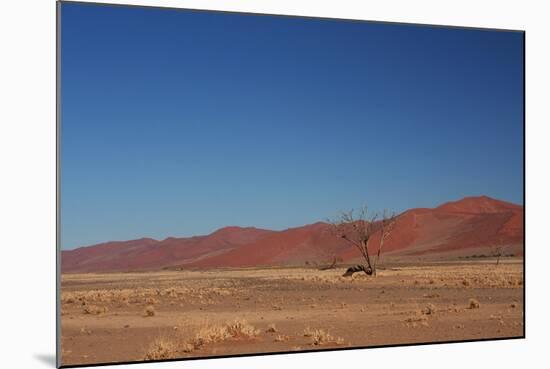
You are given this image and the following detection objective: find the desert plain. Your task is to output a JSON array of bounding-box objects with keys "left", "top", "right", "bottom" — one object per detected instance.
[{"left": 60, "top": 259, "right": 523, "bottom": 366}]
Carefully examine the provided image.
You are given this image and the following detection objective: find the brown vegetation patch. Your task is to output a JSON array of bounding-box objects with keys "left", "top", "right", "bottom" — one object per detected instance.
[
  {"left": 143, "top": 337, "right": 177, "bottom": 360},
  {"left": 83, "top": 305, "right": 108, "bottom": 315},
  {"left": 422, "top": 304, "right": 437, "bottom": 315},
  {"left": 144, "top": 305, "right": 156, "bottom": 317},
  {"left": 303, "top": 327, "right": 344, "bottom": 346},
  {"left": 275, "top": 334, "right": 289, "bottom": 342}
]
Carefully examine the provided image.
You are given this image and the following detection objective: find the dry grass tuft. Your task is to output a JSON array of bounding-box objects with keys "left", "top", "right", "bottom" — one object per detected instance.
[
  {"left": 192, "top": 319, "right": 259, "bottom": 348},
  {"left": 266, "top": 323, "right": 278, "bottom": 333},
  {"left": 143, "top": 337, "right": 177, "bottom": 360},
  {"left": 226, "top": 319, "right": 260, "bottom": 338},
  {"left": 423, "top": 293, "right": 440, "bottom": 298},
  {"left": 422, "top": 303, "right": 436, "bottom": 315},
  {"left": 404, "top": 315, "right": 428, "bottom": 328},
  {"left": 304, "top": 329, "right": 345, "bottom": 346},
  {"left": 274, "top": 334, "right": 289, "bottom": 342},
  {"left": 192, "top": 325, "right": 230, "bottom": 348},
  {"left": 63, "top": 295, "right": 76, "bottom": 304},
  {"left": 83, "top": 305, "right": 108, "bottom": 315},
  {"left": 182, "top": 343, "right": 194, "bottom": 353},
  {"left": 468, "top": 298, "right": 480, "bottom": 309},
  {"left": 144, "top": 305, "right": 156, "bottom": 317}
]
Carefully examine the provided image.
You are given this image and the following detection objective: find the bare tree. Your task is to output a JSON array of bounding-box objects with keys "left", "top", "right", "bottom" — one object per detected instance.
[
  {"left": 491, "top": 245, "right": 502, "bottom": 266},
  {"left": 373, "top": 210, "right": 396, "bottom": 276},
  {"left": 488, "top": 236, "right": 508, "bottom": 266},
  {"left": 330, "top": 206, "right": 396, "bottom": 277}
]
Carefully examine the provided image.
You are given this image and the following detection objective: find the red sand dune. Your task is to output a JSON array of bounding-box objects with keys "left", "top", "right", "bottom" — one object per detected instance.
[
  {"left": 61, "top": 227, "right": 274, "bottom": 273},
  {"left": 61, "top": 196, "right": 524, "bottom": 273}
]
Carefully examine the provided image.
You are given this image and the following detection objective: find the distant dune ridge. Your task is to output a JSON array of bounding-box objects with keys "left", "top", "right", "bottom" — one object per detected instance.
[{"left": 61, "top": 196, "right": 523, "bottom": 273}]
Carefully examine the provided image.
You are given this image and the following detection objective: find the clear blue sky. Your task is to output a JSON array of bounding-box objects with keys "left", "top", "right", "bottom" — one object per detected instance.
[{"left": 60, "top": 2, "right": 524, "bottom": 249}]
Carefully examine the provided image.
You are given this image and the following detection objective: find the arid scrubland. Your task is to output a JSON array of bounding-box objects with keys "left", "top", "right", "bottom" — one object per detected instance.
[{"left": 60, "top": 260, "right": 523, "bottom": 366}]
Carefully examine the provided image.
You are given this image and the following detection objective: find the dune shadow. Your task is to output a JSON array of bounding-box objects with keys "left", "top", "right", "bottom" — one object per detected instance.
[{"left": 34, "top": 353, "right": 57, "bottom": 367}]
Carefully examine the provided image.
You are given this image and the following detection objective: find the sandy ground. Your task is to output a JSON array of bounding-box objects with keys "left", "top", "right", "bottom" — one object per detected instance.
[{"left": 60, "top": 260, "right": 523, "bottom": 366}]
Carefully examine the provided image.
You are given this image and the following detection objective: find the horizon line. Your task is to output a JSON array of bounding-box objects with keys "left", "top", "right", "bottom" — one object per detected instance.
[{"left": 61, "top": 194, "right": 523, "bottom": 251}]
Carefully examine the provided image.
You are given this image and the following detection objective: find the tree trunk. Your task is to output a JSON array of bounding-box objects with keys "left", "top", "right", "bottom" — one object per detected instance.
[{"left": 343, "top": 264, "right": 373, "bottom": 277}]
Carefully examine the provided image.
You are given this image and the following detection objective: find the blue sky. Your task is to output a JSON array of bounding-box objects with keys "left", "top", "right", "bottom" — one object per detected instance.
[{"left": 60, "top": 3, "right": 524, "bottom": 249}]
